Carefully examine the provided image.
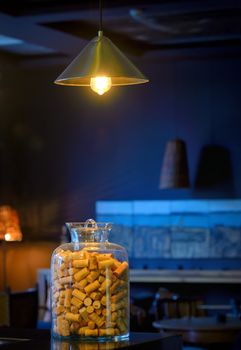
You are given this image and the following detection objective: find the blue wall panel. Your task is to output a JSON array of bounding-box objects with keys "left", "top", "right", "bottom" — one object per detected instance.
[{"left": 96, "top": 200, "right": 241, "bottom": 269}]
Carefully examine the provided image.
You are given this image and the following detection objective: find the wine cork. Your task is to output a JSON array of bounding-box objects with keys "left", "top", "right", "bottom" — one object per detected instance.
[
  {"left": 89, "top": 256, "right": 98, "bottom": 270},
  {"left": 84, "top": 280, "right": 100, "bottom": 294},
  {"left": 90, "top": 292, "right": 101, "bottom": 301},
  {"left": 86, "top": 305, "right": 94, "bottom": 314},
  {"left": 78, "top": 326, "right": 89, "bottom": 336},
  {"left": 70, "top": 322, "right": 79, "bottom": 333},
  {"left": 55, "top": 305, "right": 65, "bottom": 315},
  {"left": 68, "top": 268, "right": 78, "bottom": 276},
  {"left": 96, "top": 254, "right": 113, "bottom": 261},
  {"left": 66, "top": 312, "right": 80, "bottom": 322},
  {"left": 114, "top": 262, "right": 128, "bottom": 277},
  {"left": 70, "top": 306, "right": 79, "bottom": 314},
  {"left": 85, "top": 329, "right": 98, "bottom": 337},
  {"left": 98, "top": 259, "right": 114, "bottom": 270},
  {"left": 74, "top": 279, "right": 88, "bottom": 290},
  {"left": 88, "top": 321, "right": 95, "bottom": 329},
  {"left": 95, "top": 309, "right": 102, "bottom": 316},
  {"left": 93, "top": 300, "right": 101, "bottom": 310},
  {"left": 87, "top": 270, "right": 100, "bottom": 283},
  {"left": 73, "top": 259, "right": 89, "bottom": 268},
  {"left": 64, "top": 289, "right": 72, "bottom": 307},
  {"left": 98, "top": 275, "right": 105, "bottom": 283},
  {"left": 72, "top": 289, "right": 86, "bottom": 301},
  {"left": 79, "top": 307, "right": 88, "bottom": 321},
  {"left": 74, "top": 268, "right": 89, "bottom": 282},
  {"left": 99, "top": 279, "right": 111, "bottom": 293},
  {"left": 57, "top": 315, "right": 70, "bottom": 337},
  {"left": 71, "top": 251, "right": 87, "bottom": 260},
  {"left": 59, "top": 276, "right": 72, "bottom": 285},
  {"left": 99, "top": 328, "right": 115, "bottom": 336},
  {"left": 71, "top": 297, "right": 83, "bottom": 308},
  {"left": 84, "top": 297, "right": 92, "bottom": 307}
]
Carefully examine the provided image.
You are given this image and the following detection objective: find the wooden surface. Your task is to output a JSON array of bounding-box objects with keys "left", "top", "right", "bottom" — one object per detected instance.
[
  {"left": 153, "top": 317, "right": 241, "bottom": 344},
  {"left": 0, "top": 242, "right": 57, "bottom": 291}
]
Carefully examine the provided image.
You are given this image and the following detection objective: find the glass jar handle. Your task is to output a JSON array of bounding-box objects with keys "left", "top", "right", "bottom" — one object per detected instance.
[{"left": 84, "top": 219, "right": 98, "bottom": 229}]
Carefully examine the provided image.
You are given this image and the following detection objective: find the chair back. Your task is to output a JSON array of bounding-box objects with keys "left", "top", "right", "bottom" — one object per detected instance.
[
  {"left": 0, "top": 292, "right": 10, "bottom": 326},
  {"left": 155, "top": 296, "right": 205, "bottom": 320}
]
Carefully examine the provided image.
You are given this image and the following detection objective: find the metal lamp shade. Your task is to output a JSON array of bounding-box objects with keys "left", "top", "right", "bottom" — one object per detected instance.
[
  {"left": 160, "top": 139, "right": 190, "bottom": 189},
  {"left": 55, "top": 32, "right": 149, "bottom": 86}
]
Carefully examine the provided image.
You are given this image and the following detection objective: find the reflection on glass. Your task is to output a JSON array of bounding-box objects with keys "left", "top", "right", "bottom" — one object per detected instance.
[{"left": 51, "top": 338, "right": 130, "bottom": 350}]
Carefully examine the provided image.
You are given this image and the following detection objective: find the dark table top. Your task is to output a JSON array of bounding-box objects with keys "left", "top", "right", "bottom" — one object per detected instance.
[
  {"left": 0, "top": 328, "right": 182, "bottom": 350},
  {"left": 153, "top": 317, "right": 241, "bottom": 346}
]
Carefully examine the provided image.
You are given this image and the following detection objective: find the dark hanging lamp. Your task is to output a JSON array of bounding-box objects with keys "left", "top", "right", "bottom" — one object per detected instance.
[
  {"left": 54, "top": 0, "right": 149, "bottom": 95},
  {"left": 160, "top": 139, "right": 190, "bottom": 189}
]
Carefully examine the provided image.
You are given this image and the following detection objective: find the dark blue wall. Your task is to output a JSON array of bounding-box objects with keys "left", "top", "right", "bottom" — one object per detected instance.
[{"left": 0, "top": 47, "right": 241, "bottom": 236}]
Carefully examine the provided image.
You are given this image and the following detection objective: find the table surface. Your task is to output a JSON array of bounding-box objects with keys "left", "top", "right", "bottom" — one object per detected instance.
[
  {"left": 153, "top": 316, "right": 241, "bottom": 331},
  {"left": 197, "top": 304, "right": 232, "bottom": 311},
  {"left": 0, "top": 328, "right": 182, "bottom": 350}
]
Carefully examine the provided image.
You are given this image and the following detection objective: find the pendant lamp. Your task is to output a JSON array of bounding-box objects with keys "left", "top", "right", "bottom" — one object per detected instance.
[
  {"left": 160, "top": 139, "right": 190, "bottom": 189},
  {"left": 54, "top": 0, "right": 149, "bottom": 95}
]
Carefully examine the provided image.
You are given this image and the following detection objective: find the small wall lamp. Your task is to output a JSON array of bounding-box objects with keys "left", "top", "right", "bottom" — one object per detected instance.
[{"left": 0, "top": 206, "right": 22, "bottom": 291}]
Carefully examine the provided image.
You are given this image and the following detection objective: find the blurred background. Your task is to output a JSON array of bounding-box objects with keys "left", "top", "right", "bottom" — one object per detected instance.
[{"left": 0, "top": 0, "right": 240, "bottom": 239}]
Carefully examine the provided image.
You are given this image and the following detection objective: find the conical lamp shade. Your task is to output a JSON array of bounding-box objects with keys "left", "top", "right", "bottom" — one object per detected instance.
[
  {"left": 160, "top": 139, "right": 190, "bottom": 189},
  {"left": 55, "top": 31, "right": 148, "bottom": 86}
]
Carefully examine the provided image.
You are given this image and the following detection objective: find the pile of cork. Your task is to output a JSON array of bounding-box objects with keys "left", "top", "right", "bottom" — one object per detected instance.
[{"left": 52, "top": 250, "right": 129, "bottom": 338}]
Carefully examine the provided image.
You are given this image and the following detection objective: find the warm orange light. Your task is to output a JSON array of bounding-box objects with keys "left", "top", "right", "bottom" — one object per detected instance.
[
  {"left": 90, "top": 76, "right": 112, "bottom": 95},
  {"left": 4, "top": 226, "right": 22, "bottom": 241},
  {"left": 4, "top": 233, "right": 11, "bottom": 241},
  {"left": 0, "top": 205, "right": 22, "bottom": 241}
]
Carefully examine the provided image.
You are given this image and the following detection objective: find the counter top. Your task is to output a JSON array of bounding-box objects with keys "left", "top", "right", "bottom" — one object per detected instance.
[
  {"left": 38, "top": 269, "right": 241, "bottom": 290},
  {"left": 130, "top": 269, "right": 241, "bottom": 283}
]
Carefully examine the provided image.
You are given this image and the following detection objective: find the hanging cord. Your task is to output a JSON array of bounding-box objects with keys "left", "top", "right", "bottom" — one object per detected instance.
[{"left": 99, "top": 0, "right": 103, "bottom": 32}]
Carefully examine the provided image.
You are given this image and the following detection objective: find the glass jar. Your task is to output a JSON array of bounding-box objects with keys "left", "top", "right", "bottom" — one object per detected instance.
[{"left": 51, "top": 219, "right": 129, "bottom": 341}]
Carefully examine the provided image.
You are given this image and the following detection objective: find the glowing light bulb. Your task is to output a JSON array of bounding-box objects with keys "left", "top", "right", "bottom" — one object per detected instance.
[
  {"left": 90, "top": 76, "right": 112, "bottom": 95},
  {"left": 5, "top": 233, "right": 11, "bottom": 241}
]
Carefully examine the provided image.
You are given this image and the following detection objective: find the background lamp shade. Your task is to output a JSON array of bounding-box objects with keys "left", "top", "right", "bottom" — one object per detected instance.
[
  {"left": 54, "top": 31, "right": 149, "bottom": 89},
  {"left": 0, "top": 206, "right": 22, "bottom": 242},
  {"left": 0, "top": 206, "right": 22, "bottom": 292},
  {"left": 160, "top": 139, "right": 190, "bottom": 189}
]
